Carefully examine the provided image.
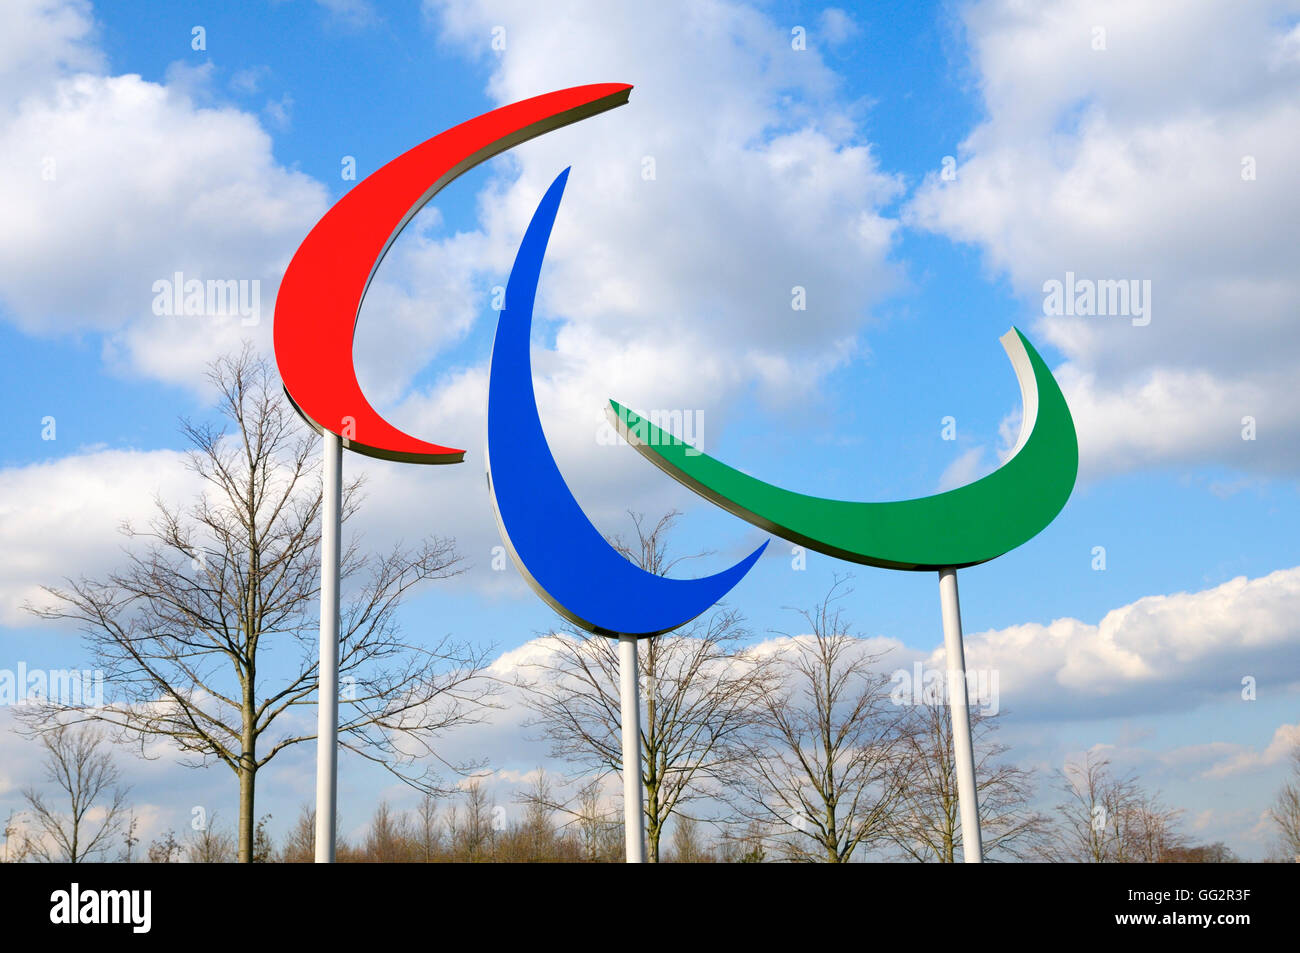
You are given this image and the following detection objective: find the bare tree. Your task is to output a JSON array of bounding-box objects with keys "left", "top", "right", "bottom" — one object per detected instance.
[
  {"left": 120, "top": 812, "right": 140, "bottom": 862},
  {"left": 666, "top": 814, "right": 713, "bottom": 862},
  {"left": 251, "top": 813, "right": 276, "bottom": 862},
  {"left": 22, "top": 724, "right": 130, "bottom": 862},
  {"left": 1124, "top": 791, "right": 1187, "bottom": 862},
  {"left": 1, "top": 812, "right": 30, "bottom": 864},
  {"left": 717, "top": 819, "right": 768, "bottom": 863},
  {"left": 1161, "top": 842, "right": 1237, "bottom": 863},
  {"left": 512, "top": 770, "right": 561, "bottom": 860},
  {"left": 21, "top": 348, "right": 495, "bottom": 861},
  {"left": 729, "top": 580, "right": 912, "bottom": 862},
  {"left": 515, "top": 772, "right": 623, "bottom": 863},
  {"left": 187, "top": 812, "right": 236, "bottom": 863},
  {"left": 280, "top": 806, "right": 318, "bottom": 863},
  {"left": 446, "top": 778, "right": 496, "bottom": 861},
  {"left": 364, "top": 801, "right": 411, "bottom": 862},
  {"left": 572, "top": 779, "right": 622, "bottom": 863},
  {"left": 520, "top": 511, "right": 776, "bottom": 862},
  {"left": 889, "top": 703, "right": 1049, "bottom": 861},
  {"left": 1044, "top": 753, "right": 1185, "bottom": 862},
  {"left": 1045, "top": 752, "right": 1130, "bottom": 862},
  {"left": 412, "top": 793, "right": 444, "bottom": 862},
  {"left": 147, "top": 830, "right": 183, "bottom": 863},
  {"left": 1270, "top": 744, "right": 1300, "bottom": 862}
]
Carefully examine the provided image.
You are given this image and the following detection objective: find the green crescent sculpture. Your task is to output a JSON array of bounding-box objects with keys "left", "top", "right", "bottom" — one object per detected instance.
[{"left": 608, "top": 328, "right": 1077, "bottom": 570}]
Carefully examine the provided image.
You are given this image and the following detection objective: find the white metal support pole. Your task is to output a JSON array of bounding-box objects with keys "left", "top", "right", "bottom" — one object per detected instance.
[
  {"left": 315, "top": 429, "right": 342, "bottom": 863},
  {"left": 618, "top": 634, "right": 646, "bottom": 863},
  {"left": 938, "top": 568, "right": 983, "bottom": 863}
]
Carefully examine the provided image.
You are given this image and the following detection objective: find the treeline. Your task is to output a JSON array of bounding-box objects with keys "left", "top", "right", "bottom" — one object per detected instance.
[{"left": 5, "top": 725, "right": 1277, "bottom": 862}]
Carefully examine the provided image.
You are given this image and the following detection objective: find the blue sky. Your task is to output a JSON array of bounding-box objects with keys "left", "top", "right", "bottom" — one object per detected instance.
[{"left": 1, "top": 0, "right": 1297, "bottom": 859}]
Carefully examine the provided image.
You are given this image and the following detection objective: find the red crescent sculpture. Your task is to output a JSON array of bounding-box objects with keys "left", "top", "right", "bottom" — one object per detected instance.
[{"left": 273, "top": 83, "right": 634, "bottom": 463}]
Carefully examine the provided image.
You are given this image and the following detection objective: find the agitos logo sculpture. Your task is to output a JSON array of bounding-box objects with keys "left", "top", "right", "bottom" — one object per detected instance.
[{"left": 273, "top": 83, "right": 1078, "bottom": 865}]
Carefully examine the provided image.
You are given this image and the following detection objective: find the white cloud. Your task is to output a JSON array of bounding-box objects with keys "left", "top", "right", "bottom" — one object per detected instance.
[
  {"left": 262, "top": 92, "right": 293, "bottom": 131},
  {"left": 0, "top": 0, "right": 102, "bottom": 109},
  {"left": 818, "top": 9, "right": 860, "bottom": 47},
  {"left": 0, "top": 0, "right": 328, "bottom": 390},
  {"left": 313, "top": 0, "right": 378, "bottom": 30},
  {"left": 407, "top": 0, "right": 902, "bottom": 423},
  {"left": 0, "top": 448, "right": 200, "bottom": 625},
  {"left": 228, "top": 66, "right": 267, "bottom": 96},
  {"left": 908, "top": 0, "right": 1300, "bottom": 478},
  {"left": 934, "top": 566, "right": 1300, "bottom": 719},
  {"left": 1202, "top": 721, "right": 1300, "bottom": 779},
  {"left": 937, "top": 445, "right": 988, "bottom": 491}
]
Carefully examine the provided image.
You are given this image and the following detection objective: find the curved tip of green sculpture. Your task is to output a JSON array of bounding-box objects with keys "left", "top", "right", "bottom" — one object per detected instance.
[{"left": 609, "top": 327, "right": 1078, "bottom": 571}]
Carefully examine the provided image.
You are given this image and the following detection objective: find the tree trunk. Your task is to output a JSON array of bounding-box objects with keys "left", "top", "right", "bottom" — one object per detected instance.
[
  {"left": 943, "top": 792, "right": 957, "bottom": 862},
  {"left": 238, "top": 760, "right": 255, "bottom": 863},
  {"left": 644, "top": 655, "right": 659, "bottom": 863},
  {"left": 646, "top": 780, "right": 661, "bottom": 863}
]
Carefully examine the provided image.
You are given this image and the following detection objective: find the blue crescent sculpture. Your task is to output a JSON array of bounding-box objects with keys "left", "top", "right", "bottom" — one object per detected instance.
[{"left": 485, "top": 168, "right": 767, "bottom": 637}]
